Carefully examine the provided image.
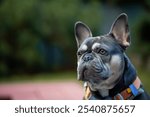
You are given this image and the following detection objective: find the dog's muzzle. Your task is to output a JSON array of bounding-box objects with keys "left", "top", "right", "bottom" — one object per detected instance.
[{"left": 78, "top": 53, "right": 109, "bottom": 81}]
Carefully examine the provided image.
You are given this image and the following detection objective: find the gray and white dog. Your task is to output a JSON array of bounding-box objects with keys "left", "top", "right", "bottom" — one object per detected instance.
[{"left": 74, "top": 13, "right": 150, "bottom": 100}]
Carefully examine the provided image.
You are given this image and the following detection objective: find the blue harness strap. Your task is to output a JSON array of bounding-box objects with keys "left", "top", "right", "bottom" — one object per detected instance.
[
  {"left": 129, "top": 77, "right": 144, "bottom": 97},
  {"left": 113, "top": 77, "right": 144, "bottom": 100},
  {"left": 129, "top": 84, "right": 139, "bottom": 96}
]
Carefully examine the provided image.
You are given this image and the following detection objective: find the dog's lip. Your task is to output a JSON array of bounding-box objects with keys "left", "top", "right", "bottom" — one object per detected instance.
[
  {"left": 78, "top": 66, "right": 87, "bottom": 80},
  {"left": 81, "top": 67, "right": 87, "bottom": 81},
  {"left": 78, "top": 67, "right": 89, "bottom": 81}
]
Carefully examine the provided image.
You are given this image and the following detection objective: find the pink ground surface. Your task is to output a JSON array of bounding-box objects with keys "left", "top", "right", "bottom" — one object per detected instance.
[{"left": 0, "top": 82, "right": 83, "bottom": 100}]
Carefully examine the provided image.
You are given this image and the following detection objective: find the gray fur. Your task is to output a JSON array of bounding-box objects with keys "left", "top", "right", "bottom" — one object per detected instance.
[{"left": 75, "top": 13, "right": 129, "bottom": 97}]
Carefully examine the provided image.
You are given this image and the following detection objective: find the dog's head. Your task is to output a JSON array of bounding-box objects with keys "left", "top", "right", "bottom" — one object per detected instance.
[{"left": 74, "top": 13, "right": 131, "bottom": 92}]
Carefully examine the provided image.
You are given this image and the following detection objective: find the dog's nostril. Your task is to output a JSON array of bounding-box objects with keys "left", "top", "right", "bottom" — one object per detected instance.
[{"left": 83, "top": 54, "right": 93, "bottom": 62}]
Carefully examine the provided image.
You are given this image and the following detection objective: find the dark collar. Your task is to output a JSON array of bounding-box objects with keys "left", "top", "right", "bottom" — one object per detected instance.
[{"left": 89, "top": 77, "right": 142, "bottom": 100}]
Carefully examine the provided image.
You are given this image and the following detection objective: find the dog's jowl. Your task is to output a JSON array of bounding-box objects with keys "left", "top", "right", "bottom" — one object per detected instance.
[{"left": 74, "top": 13, "right": 150, "bottom": 100}]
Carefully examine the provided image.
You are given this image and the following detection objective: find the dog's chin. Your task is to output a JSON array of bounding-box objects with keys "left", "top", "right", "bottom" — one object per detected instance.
[
  {"left": 78, "top": 67, "right": 109, "bottom": 81},
  {"left": 78, "top": 70, "right": 109, "bottom": 86},
  {"left": 78, "top": 67, "right": 116, "bottom": 91}
]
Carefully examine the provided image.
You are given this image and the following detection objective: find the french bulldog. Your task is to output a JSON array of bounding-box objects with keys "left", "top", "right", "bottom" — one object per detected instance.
[{"left": 74, "top": 13, "right": 150, "bottom": 100}]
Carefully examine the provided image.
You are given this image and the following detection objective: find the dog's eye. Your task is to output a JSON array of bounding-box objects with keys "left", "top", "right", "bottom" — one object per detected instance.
[
  {"left": 77, "top": 51, "right": 83, "bottom": 56},
  {"left": 99, "top": 49, "right": 107, "bottom": 55},
  {"left": 95, "top": 48, "right": 107, "bottom": 55}
]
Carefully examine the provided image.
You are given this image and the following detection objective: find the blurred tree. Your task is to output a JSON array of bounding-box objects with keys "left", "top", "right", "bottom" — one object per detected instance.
[
  {"left": 0, "top": 0, "right": 101, "bottom": 76},
  {"left": 133, "top": 13, "right": 150, "bottom": 69}
]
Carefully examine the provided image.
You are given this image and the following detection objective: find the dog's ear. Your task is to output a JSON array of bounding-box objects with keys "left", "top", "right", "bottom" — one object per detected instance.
[
  {"left": 74, "top": 21, "right": 92, "bottom": 47},
  {"left": 109, "top": 13, "right": 130, "bottom": 49}
]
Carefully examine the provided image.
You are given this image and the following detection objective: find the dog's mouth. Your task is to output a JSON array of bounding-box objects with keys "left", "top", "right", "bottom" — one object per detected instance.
[{"left": 78, "top": 66, "right": 109, "bottom": 83}]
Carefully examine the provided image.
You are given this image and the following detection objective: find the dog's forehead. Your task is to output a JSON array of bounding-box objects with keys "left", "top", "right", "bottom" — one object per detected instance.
[{"left": 80, "top": 35, "right": 115, "bottom": 50}]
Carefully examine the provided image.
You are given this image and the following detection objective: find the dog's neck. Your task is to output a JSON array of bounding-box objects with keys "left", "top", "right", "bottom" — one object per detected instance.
[
  {"left": 110, "top": 55, "right": 137, "bottom": 96},
  {"left": 90, "top": 55, "right": 137, "bottom": 99},
  {"left": 98, "top": 89, "right": 109, "bottom": 97}
]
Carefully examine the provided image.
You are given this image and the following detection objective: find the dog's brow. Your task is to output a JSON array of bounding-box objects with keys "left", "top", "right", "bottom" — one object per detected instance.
[
  {"left": 92, "top": 43, "right": 101, "bottom": 50},
  {"left": 81, "top": 44, "right": 88, "bottom": 51},
  {"left": 96, "top": 36, "right": 101, "bottom": 39}
]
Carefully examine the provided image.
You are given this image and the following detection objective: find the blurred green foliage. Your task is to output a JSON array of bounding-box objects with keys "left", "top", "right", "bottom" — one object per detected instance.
[
  {"left": 0, "top": 0, "right": 101, "bottom": 76},
  {"left": 0, "top": 0, "right": 150, "bottom": 78},
  {"left": 132, "top": 13, "right": 150, "bottom": 68}
]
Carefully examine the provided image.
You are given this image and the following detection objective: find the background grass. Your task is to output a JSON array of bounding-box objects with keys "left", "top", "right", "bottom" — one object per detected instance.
[{"left": 0, "top": 69, "right": 149, "bottom": 94}]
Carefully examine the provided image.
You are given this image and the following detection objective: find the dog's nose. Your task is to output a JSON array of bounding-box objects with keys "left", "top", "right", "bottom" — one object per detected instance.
[{"left": 83, "top": 53, "right": 93, "bottom": 62}]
